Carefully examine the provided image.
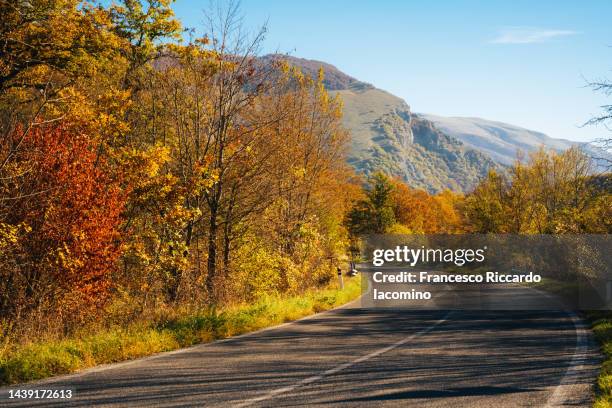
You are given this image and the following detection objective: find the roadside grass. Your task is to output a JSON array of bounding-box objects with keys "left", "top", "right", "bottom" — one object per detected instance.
[
  {"left": 0, "top": 277, "right": 361, "bottom": 386},
  {"left": 587, "top": 312, "right": 612, "bottom": 408}
]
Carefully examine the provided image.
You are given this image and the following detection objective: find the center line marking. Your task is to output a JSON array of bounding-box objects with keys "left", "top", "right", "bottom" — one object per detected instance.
[{"left": 233, "top": 311, "right": 452, "bottom": 408}]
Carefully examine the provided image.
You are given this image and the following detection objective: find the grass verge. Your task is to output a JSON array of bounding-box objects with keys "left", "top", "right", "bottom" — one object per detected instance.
[
  {"left": 0, "top": 277, "right": 361, "bottom": 386},
  {"left": 587, "top": 312, "right": 612, "bottom": 408}
]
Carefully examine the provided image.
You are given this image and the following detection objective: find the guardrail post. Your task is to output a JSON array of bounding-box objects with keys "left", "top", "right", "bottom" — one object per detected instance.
[{"left": 337, "top": 267, "right": 344, "bottom": 290}]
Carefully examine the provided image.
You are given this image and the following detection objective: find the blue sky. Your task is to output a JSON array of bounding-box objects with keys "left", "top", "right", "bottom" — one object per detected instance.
[{"left": 173, "top": 0, "right": 612, "bottom": 142}]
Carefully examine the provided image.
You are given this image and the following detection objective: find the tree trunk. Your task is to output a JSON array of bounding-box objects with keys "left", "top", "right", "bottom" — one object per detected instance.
[
  {"left": 222, "top": 222, "right": 231, "bottom": 275},
  {"left": 206, "top": 205, "right": 218, "bottom": 300}
]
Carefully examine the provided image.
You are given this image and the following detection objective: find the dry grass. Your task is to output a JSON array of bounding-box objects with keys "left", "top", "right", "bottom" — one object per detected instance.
[
  {"left": 588, "top": 312, "right": 612, "bottom": 408},
  {"left": 0, "top": 277, "right": 361, "bottom": 385}
]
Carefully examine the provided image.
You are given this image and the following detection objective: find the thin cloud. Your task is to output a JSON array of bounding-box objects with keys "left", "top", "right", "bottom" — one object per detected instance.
[{"left": 490, "top": 27, "right": 578, "bottom": 44}]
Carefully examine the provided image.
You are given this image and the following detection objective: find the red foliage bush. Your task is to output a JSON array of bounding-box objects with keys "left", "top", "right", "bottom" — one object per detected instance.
[{"left": 0, "top": 124, "right": 125, "bottom": 323}]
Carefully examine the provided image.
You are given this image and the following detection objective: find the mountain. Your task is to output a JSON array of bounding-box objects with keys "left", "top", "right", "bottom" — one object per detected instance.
[
  {"left": 335, "top": 84, "right": 498, "bottom": 193},
  {"left": 270, "top": 55, "right": 497, "bottom": 193},
  {"left": 419, "top": 115, "right": 584, "bottom": 166}
]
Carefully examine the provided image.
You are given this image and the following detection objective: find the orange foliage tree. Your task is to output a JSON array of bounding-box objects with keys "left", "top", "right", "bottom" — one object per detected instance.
[
  {"left": 346, "top": 174, "right": 465, "bottom": 236},
  {"left": 390, "top": 178, "right": 464, "bottom": 234},
  {"left": 0, "top": 125, "right": 124, "bottom": 328}
]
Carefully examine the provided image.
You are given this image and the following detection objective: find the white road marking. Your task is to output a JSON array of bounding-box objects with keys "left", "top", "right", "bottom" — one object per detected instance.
[
  {"left": 233, "top": 312, "right": 452, "bottom": 408},
  {"left": 544, "top": 312, "right": 590, "bottom": 408}
]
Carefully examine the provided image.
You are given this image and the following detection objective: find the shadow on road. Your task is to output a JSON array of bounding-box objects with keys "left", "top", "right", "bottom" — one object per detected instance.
[{"left": 0, "top": 308, "right": 601, "bottom": 407}]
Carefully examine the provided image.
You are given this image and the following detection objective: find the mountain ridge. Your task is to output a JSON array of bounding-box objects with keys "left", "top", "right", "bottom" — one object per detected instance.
[
  {"left": 418, "top": 114, "right": 583, "bottom": 166},
  {"left": 271, "top": 55, "right": 497, "bottom": 192},
  {"left": 271, "top": 55, "right": 606, "bottom": 192},
  {"left": 260, "top": 54, "right": 373, "bottom": 91},
  {"left": 333, "top": 79, "right": 497, "bottom": 192}
]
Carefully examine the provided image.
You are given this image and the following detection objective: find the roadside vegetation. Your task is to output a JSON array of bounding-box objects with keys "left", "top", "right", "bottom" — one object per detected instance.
[
  {"left": 587, "top": 313, "right": 612, "bottom": 408},
  {"left": 0, "top": 0, "right": 367, "bottom": 385},
  {"left": 0, "top": 277, "right": 360, "bottom": 385}
]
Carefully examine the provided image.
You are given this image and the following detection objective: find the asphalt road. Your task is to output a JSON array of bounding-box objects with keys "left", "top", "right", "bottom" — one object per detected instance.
[{"left": 0, "top": 300, "right": 601, "bottom": 408}]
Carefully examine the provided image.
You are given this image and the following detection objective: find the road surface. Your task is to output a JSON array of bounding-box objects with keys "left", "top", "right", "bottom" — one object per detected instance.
[{"left": 0, "top": 275, "right": 602, "bottom": 407}]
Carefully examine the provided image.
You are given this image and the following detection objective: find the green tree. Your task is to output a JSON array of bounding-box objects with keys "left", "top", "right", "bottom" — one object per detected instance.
[{"left": 347, "top": 172, "right": 395, "bottom": 235}]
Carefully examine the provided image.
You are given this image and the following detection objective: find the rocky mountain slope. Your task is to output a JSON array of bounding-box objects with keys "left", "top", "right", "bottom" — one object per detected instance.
[
  {"left": 270, "top": 55, "right": 497, "bottom": 193},
  {"left": 336, "top": 84, "right": 497, "bottom": 193}
]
